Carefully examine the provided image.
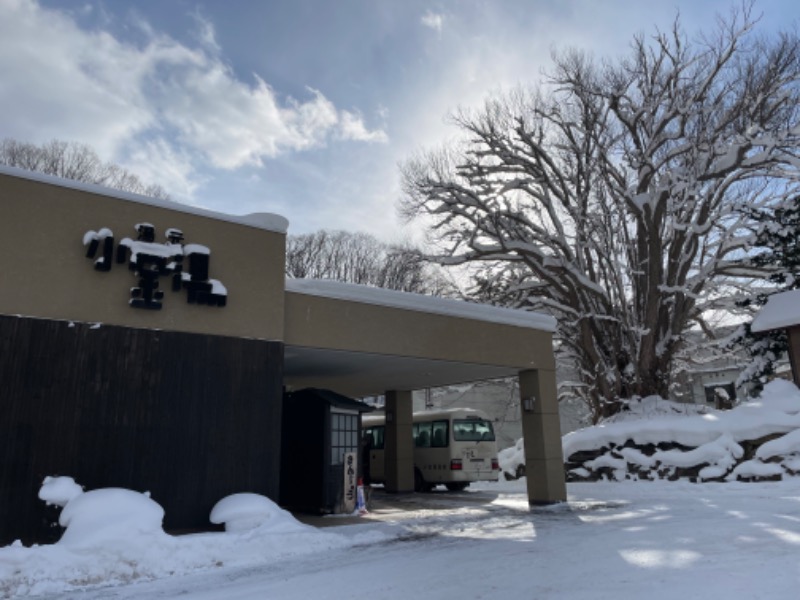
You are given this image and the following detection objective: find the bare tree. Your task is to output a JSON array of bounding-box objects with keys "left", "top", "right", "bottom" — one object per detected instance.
[
  {"left": 286, "top": 229, "right": 457, "bottom": 296},
  {"left": 0, "top": 138, "right": 170, "bottom": 199},
  {"left": 401, "top": 5, "right": 800, "bottom": 421}
]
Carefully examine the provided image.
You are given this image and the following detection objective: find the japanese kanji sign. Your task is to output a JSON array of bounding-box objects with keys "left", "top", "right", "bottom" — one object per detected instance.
[{"left": 83, "top": 223, "right": 227, "bottom": 310}]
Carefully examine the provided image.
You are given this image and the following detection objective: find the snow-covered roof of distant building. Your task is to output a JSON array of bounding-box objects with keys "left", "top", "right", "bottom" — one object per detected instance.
[
  {"left": 285, "top": 278, "right": 557, "bottom": 332},
  {"left": 0, "top": 164, "right": 289, "bottom": 234},
  {"left": 752, "top": 289, "right": 800, "bottom": 332}
]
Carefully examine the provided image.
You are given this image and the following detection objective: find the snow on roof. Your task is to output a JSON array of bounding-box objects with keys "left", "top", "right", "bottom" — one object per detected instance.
[
  {"left": 751, "top": 289, "right": 800, "bottom": 332},
  {"left": 0, "top": 164, "right": 289, "bottom": 234},
  {"left": 363, "top": 407, "right": 490, "bottom": 426},
  {"left": 285, "top": 278, "right": 557, "bottom": 332}
]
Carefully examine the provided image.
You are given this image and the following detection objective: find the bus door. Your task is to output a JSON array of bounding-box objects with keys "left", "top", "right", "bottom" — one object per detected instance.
[{"left": 363, "top": 424, "right": 385, "bottom": 484}]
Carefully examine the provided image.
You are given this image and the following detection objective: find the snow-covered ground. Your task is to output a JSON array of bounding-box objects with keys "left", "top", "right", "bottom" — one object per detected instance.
[
  {"left": 3, "top": 478, "right": 800, "bottom": 599},
  {"left": 4, "top": 380, "right": 800, "bottom": 599}
]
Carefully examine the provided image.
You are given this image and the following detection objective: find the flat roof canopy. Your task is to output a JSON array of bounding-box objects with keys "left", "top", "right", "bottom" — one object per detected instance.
[
  {"left": 283, "top": 346, "right": 527, "bottom": 397},
  {"left": 283, "top": 279, "right": 557, "bottom": 397}
]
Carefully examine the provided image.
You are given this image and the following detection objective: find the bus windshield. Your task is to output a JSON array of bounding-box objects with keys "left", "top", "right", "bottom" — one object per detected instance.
[{"left": 452, "top": 418, "right": 495, "bottom": 442}]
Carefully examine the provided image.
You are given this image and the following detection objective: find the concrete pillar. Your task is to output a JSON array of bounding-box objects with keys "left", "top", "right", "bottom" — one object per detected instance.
[
  {"left": 384, "top": 389, "right": 414, "bottom": 493},
  {"left": 519, "top": 368, "right": 567, "bottom": 504}
]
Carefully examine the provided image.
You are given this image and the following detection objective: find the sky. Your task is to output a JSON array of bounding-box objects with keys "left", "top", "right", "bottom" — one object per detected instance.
[
  {"left": 3, "top": 377, "right": 800, "bottom": 597},
  {"left": 1, "top": 0, "right": 798, "bottom": 242}
]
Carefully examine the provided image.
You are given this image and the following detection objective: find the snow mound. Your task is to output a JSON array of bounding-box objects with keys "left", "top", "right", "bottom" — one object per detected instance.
[
  {"left": 603, "top": 395, "right": 710, "bottom": 424},
  {"left": 747, "top": 378, "right": 800, "bottom": 413},
  {"left": 38, "top": 476, "right": 83, "bottom": 507},
  {"left": 1, "top": 480, "right": 387, "bottom": 598},
  {"left": 210, "top": 493, "right": 309, "bottom": 534},
  {"left": 58, "top": 488, "right": 167, "bottom": 548},
  {"left": 757, "top": 428, "right": 800, "bottom": 459},
  {"left": 498, "top": 438, "right": 526, "bottom": 478}
]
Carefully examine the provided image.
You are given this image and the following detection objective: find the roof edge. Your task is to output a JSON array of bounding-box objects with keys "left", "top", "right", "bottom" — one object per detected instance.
[
  {"left": 285, "top": 278, "right": 557, "bottom": 333},
  {"left": 752, "top": 289, "right": 800, "bottom": 333},
  {"left": 0, "top": 164, "right": 289, "bottom": 234}
]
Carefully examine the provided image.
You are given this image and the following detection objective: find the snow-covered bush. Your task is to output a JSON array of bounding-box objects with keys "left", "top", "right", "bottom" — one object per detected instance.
[
  {"left": 57, "top": 487, "right": 166, "bottom": 548},
  {"left": 505, "top": 380, "right": 800, "bottom": 483},
  {"left": 210, "top": 493, "right": 310, "bottom": 534},
  {"left": 561, "top": 380, "right": 800, "bottom": 482},
  {"left": 498, "top": 438, "right": 526, "bottom": 480},
  {"left": 38, "top": 476, "right": 83, "bottom": 507}
]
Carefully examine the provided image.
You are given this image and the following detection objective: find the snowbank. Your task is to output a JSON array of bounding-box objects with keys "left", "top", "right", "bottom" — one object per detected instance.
[
  {"left": 502, "top": 380, "right": 800, "bottom": 483},
  {"left": 0, "top": 479, "right": 389, "bottom": 598},
  {"left": 563, "top": 382, "right": 800, "bottom": 458}
]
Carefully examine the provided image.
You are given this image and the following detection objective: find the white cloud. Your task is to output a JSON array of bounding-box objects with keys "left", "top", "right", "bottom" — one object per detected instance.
[
  {"left": 122, "top": 137, "right": 201, "bottom": 203},
  {"left": 0, "top": 0, "right": 154, "bottom": 158},
  {"left": 0, "top": 0, "right": 387, "bottom": 195},
  {"left": 421, "top": 10, "right": 444, "bottom": 34},
  {"left": 190, "top": 10, "right": 221, "bottom": 55},
  {"left": 338, "top": 110, "right": 389, "bottom": 143}
]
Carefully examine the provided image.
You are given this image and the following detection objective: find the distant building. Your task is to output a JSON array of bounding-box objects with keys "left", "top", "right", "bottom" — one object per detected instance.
[{"left": 671, "top": 327, "right": 789, "bottom": 409}]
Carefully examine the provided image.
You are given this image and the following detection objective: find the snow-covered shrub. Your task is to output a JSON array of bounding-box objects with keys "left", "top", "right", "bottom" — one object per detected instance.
[
  {"left": 36, "top": 476, "right": 167, "bottom": 548},
  {"left": 58, "top": 488, "right": 166, "bottom": 548},
  {"left": 210, "top": 493, "right": 309, "bottom": 534},
  {"left": 38, "top": 476, "right": 83, "bottom": 507},
  {"left": 498, "top": 438, "right": 526, "bottom": 480},
  {"left": 503, "top": 380, "right": 800, "bottom": 483}
]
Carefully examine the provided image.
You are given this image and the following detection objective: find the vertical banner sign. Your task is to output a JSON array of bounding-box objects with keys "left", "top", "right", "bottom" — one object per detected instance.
[{"left": 343, "top": 452, "right": 357, "bottom": 513}]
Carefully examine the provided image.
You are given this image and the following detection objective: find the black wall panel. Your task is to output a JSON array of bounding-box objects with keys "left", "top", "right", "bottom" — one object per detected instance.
[{"left": 0, "top": 315, "right": 283, "bottom": 545}]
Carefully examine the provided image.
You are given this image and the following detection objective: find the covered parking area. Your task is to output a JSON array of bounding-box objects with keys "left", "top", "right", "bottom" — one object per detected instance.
[{"left": 282, "top": 279, "right": 567, "bottom": 505}]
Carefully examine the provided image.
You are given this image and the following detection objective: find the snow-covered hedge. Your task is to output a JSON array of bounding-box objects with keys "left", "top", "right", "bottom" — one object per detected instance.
[{"left": 500, "top": 379, "right": 800, "bottom": 483}]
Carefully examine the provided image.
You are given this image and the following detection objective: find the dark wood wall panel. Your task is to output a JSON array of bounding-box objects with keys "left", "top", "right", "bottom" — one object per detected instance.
[{"left": 0, "top": 315, "right": 283, "bottom": 545}]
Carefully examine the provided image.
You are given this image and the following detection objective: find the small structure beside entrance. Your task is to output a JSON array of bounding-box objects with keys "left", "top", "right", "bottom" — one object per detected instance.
[{"left": 280, "top": 388, "right": 373, "bottom": 514}]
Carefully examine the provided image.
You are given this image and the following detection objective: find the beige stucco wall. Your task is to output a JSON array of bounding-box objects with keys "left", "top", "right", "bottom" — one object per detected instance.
[
  {"left": 0, "top": 171, "right": 286, "bottom": 340},
  {"left": 284, "top": 291, "right": 555, "bottom": 370}
]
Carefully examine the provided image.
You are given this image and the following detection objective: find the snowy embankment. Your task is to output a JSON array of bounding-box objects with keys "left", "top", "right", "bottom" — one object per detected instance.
[
  {"left": 500, "top": 379, "right": 800, "bottom": 483},
  {"left": 0, "top": 479, "right": 389, "bottom": 598}
]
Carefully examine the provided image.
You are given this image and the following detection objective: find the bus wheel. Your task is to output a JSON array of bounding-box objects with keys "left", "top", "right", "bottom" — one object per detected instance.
[
  {"left": 414, "top": 469, "right": 433, "bottom": 493},
  {"left": 445, "top": 482, "right": 469, "bottom": 492}
]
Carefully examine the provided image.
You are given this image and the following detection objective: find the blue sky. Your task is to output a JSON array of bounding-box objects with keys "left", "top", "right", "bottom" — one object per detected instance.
[{"left": 1, "top": 0, "right": 797, "bottom": 240}]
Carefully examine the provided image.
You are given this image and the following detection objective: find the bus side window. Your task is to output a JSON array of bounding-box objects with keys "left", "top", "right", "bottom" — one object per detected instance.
[
  {"left": 431, "top": 420, "right": 448, "bottom": 447},
  {"left": 415, "top": 422, "right": 432, "bottom": 447},
  {"left": 454, "top": 421, "right": 480, "bottom": 441},
  {"left": 365, "top": 426, "right": 385, "bottom": 450}
]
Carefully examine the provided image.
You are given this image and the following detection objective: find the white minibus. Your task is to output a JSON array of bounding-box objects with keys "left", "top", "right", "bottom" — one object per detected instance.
[{"left": 362, "top": 408, "right": 500, "bottom": 492}]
